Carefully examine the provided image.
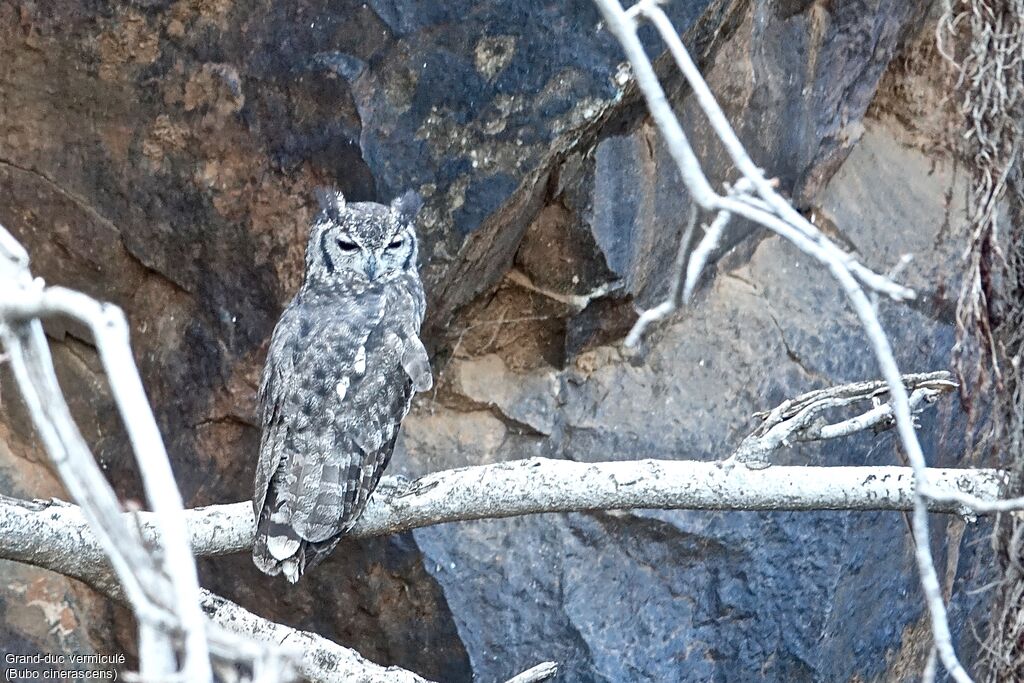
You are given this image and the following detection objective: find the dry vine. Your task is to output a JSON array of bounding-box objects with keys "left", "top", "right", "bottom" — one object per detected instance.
[{"left": 941, "top": 0, "right": 1024, "bottom": 391}]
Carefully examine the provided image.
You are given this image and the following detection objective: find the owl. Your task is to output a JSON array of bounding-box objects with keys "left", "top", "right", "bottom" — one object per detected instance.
[{"left": 252, "top": 189, "right": 432, "bottom": 583}]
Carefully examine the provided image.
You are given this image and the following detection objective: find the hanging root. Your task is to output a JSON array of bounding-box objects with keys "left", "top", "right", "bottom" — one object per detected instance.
[
  {"left": 978, "top": 169, "right": 1024, "bottom": 683},
  {"left": 941, "top": 0, "right": 1024, "bottom": 679}
]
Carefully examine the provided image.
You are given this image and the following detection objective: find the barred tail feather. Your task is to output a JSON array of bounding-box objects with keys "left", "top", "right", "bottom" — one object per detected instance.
[
  {"left": 253, "top": 486, "right": 348, "bottom": 583},
  {"left": 254, "top": 485, "right": 305, "bottom": 583}
]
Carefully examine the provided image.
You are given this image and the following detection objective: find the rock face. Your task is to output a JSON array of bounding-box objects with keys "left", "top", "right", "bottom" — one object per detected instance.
[{"left": 0, "top": 1, "right": 991, "bottom": 681}]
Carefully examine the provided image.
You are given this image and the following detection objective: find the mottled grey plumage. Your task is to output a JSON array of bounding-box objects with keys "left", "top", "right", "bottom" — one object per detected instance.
[{"left": 252, "top": 189, "right": 431, "bottom": 582}]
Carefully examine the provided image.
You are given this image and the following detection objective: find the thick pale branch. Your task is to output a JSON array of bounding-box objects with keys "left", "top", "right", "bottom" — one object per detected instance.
[
  {"left": 198, "top": 591, "right": 430, "bottom": 683},
  {"left": 0, "top": 461, "right": 1008, "bottom": 584}
]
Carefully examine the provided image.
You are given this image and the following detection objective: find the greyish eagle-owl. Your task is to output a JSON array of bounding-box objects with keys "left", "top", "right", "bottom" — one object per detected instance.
[{"left": 252, "top": 189, "right": 432, "bottom": 582}]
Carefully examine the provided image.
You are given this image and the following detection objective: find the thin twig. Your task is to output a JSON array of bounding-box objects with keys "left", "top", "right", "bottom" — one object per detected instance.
[
  {"left": 924, "top": 646, "right": 938, "bottom": 683},
  {"left": 624, "top": 203, "right": 697, "bottom": 345},
  {"left": 920, "top": 487, "right": 1024, "bottom": 514},
  {"left": 683, "top": 208, "right": 731, "bottom": 302}
]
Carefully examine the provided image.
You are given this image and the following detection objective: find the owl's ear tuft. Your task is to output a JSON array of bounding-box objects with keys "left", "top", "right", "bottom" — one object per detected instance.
[
  {"left": 390, "top": 190, "right": 423, "bottom": 221},
  {"left": 314, "top": 187, "right": 346, "bottom": 224}
]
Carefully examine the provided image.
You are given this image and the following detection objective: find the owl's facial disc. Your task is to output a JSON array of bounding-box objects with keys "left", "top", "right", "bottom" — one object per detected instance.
[
  {"left": 319, "top": 224, "right": 412, "bottom": 283},
  {"left": 305, "top": 190, "right": 421, "bottom": 287}
]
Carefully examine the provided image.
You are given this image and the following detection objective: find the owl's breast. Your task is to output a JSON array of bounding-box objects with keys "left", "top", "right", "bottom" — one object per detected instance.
[{"left": 297, "top": 287, "right": 416, "bottom": 416}]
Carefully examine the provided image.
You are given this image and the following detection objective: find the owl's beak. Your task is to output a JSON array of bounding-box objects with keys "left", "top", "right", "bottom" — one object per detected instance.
[{"left": 365, "top": 255, "right": 380, "bottom": 280}]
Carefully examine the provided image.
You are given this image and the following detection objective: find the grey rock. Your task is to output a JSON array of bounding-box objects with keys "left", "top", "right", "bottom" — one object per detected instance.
[{"left": 454, "top": 354, "right": 560, "bottom": 435}]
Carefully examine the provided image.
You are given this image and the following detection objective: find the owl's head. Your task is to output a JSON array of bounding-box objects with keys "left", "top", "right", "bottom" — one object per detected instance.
[{"left": 305, "top": 189, "right": 423, "bottom": 287}]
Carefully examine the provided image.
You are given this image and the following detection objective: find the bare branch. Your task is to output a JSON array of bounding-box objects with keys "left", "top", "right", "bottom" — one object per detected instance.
[
  {"left": 682, "top": 177, "right": 764, "bottom": 302},
  {"left": 0, "top": 462, "right": 1008, "bottom": 583},
  {"left": 924, "top": 646, "right": 938, "bottom": 683},
  {"left": 0, "top": 248, "right": 182, "bottom": 669},
  {"left": 198, "top": 591, "right": 430, "bottom": 683},
  {"left": 0, "top": 226, "right": 216, "bottom": 681},
  {"left": 593, "top": 1, "right": 972, "bottom": 677},
  {"left": 7, "top": 284, "right": 213, "bottom": 680}
]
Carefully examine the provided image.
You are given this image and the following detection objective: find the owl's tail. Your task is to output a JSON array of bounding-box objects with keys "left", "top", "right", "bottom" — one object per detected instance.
[
  {"left": 253, "top": 491, "right": 343, "bottom": 583},
  {"left": 253, "top": 489, "right": 305, "bottom": 582}
]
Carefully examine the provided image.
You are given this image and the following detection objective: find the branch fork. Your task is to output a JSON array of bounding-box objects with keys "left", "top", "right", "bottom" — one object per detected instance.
[{"left": 729, "top": 372, "right": 958, "bottom": 469}]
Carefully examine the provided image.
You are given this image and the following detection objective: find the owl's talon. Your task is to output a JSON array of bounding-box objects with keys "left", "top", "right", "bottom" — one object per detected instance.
[
  {"left": 721, "top": 453, "right": 772, "bottom": 470},
  {"left": 377, "top": 476, "right": 415, "bottom": 500},
  {"left": 741, "top": 457, "right": 772, "bottom": 471}
]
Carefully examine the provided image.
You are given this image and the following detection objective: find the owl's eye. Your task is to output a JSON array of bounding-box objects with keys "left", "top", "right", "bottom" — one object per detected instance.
[
  {"left": 336, "top": 238, "right": 358, "bottom": 252},
  {"left": 386, "top": 237, "right": 404, "bottom": 250}
]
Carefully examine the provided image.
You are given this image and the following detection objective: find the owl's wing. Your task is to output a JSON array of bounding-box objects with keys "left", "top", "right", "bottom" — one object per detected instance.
[
  {"left": 343, "top": 331, "right": 411, "bottom": 530},
  {"left": 401, "top": 335, "right": 432, "bottom": 392},
  {"left": 252, "top": 315, "right": 296, "bottom": 525},
  {"left": 284, "top": 415, "right": 358, "bottom": 543},
  {"left": 400, "top": 276, "right": 432, "bottom": 392},
  {"left": 255, "top": 296, "right": 378, "bottom": 558}
]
